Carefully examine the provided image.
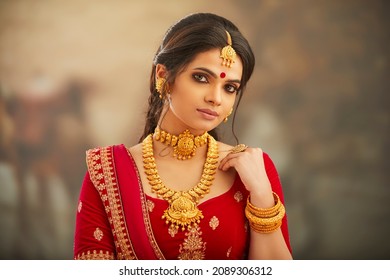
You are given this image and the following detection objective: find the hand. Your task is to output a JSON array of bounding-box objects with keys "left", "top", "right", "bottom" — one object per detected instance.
[{"left": 219, "top": 146, "right": 274, "bottom": 208}]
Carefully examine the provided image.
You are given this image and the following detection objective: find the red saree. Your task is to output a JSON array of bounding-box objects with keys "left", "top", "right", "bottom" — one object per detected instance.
[{"left": 73, "top": 144, "right": 291, "bottom": 260}]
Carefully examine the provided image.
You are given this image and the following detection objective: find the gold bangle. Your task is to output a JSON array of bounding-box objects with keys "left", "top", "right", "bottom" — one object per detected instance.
[
  {"left": 249, "top": 220, "right": 282, "bottom": 233},
  {"left": 245, "top": 192, "right": 285, "bottom": 234},
  {"left": 245, "top": 204, "right": 285, "bottom": 226},
  {"left": 246, "top": 192, "right": 281, "bottom": 218}
]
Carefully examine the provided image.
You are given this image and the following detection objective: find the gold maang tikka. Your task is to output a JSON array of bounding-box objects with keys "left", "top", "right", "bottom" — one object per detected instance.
[
  {"left": 220, "top": 30, "right": 236, "bottom": 68},
  {"left": 154, "top": 127, "right": 209, "bottom": 160}
]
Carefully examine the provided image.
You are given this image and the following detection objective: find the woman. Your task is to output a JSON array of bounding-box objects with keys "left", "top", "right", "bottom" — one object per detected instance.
[{"left": 73, "top": 13, "right": 292, "bottom": 260}]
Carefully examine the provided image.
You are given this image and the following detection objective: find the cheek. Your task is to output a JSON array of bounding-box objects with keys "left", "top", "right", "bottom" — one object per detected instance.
[
  {"left": 170, "top": 91, "right": 189, "bottom": 106},
  {"left": 169, "top": 91, "right": 194, "bottom": 115},
  {"left": 171, "top": 85, "right": 198, "bottom": 105},
  {"left": 225, "top": 94, "right": 236, "bottom": 108}
]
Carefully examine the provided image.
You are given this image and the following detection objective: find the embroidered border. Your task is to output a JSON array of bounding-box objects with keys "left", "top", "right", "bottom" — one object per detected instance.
[
  {"left": 75, "top": 250, "right": 115, "bottom": 260},
  {"left": 87, "top": 147, "right": 136, "bottom": 260}
]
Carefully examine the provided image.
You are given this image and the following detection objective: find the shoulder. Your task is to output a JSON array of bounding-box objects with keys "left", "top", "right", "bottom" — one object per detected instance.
[
  {"left": 85, "top": 144, "right": 130, "bottom": 164},
  {"left": 126, "top": 142, "right": 143, "bottom": 158},
  {"left": 85, "top": 142, "right": 144, "bottom": 163},
  {"left": 86, "top": 144, "right": 124, "bottom": 156},
  {"left": 85, "top": 143, "right": 130, "bottom": 184},
  {"left": 217, "top": 141, "right": 272, "bottom": 159},
  {"left": 217, "top": 141, "right": 235, "bottom": 158},
  {"left": 127, "top": 142, "right": 142, "bottom": 152}
]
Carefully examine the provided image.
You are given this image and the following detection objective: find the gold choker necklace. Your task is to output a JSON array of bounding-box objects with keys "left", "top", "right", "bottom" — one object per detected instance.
[
  {"left": 154, "top": 127, "right": 209, "bottom": 160},
  {"left": 142, "top": 133, "right": 219, "bottom": 231}
]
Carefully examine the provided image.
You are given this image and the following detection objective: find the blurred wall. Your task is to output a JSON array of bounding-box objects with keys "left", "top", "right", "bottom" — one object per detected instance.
[{"left": 0, "top": 0, "right": 388, "bottom": 259}]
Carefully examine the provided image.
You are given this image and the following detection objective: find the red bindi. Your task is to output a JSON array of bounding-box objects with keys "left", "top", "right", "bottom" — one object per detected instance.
[{"left": 220, "top": 72, "right": 226, "bottom": 78}]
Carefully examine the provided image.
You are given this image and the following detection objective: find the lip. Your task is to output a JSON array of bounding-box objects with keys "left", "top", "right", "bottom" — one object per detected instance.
[{"left": 197, "top": 108, "right": 219, "bottom": 120}]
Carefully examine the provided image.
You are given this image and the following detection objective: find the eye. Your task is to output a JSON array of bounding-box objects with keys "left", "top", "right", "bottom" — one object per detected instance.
[
  {"left": 224, "top": 84, "right": 238, "bottom": 94},
  {"left": 193, "top": 73, "right": 208, "bottom": 83}
]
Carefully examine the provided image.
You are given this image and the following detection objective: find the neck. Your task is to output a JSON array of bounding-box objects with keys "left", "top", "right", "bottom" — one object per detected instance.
[{"left": 158, "top": 107, "right": 206, "bottom": 136}]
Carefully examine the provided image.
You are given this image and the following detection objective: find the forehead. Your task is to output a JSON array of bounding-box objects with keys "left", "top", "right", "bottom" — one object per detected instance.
[{"left": 186, "top": 48, "right": 243, "bottom": 80}]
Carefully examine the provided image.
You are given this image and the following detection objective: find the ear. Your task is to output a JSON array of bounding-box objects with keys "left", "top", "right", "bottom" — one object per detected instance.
[{"left": 155, "top": 64, "right": 168, "bottom": 79}]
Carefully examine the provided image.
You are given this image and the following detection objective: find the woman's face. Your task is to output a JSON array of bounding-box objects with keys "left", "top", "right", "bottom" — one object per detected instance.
[{"left": 159, "top": 48, "right": 243, "bottom": 134}]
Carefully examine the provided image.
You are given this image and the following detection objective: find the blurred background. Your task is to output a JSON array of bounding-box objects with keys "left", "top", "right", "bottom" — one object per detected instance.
[{"left": 0, "top": 0, "right": 388, "bottom": 259}]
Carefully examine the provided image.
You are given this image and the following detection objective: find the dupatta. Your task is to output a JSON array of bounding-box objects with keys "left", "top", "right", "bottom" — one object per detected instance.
[{"left": 85, "top": 144, "right": 164, "bottom": 260}]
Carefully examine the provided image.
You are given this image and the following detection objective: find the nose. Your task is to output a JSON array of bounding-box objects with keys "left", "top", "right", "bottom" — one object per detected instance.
[{"left": 205, "top": 86, "right": 222, "bottom": 106}]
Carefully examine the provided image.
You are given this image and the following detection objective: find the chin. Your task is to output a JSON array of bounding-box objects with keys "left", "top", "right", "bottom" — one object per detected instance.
[
  {"left": 183, "top": 118, "right": 221, "bottom": 133},
  {"left": 197, "top": 123, "right": 220, "bottom": 133}
]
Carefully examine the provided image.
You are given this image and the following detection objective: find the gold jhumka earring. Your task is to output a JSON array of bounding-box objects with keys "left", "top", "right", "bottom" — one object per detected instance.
[{"left": 156, "top": 77, "right": 166, "bottom": 99}]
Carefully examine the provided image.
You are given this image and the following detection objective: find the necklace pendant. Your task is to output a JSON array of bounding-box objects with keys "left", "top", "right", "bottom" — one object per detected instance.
[
  {"left": 153, "top": 127, "right": 209, "bottom": 161},
  {"left": 162, "top": 195, "right": 203, "bottom": 231},
  {"left": 174, "top": 130, "right": 196, "bottom": 160}
]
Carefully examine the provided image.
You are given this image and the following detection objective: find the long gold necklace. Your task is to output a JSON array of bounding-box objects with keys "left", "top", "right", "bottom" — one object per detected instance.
[
  {"left": 154, "top": 127, "right": 209, "bottom": 160},
  {"left": 142, "top": 133, "right": 219, "bottom": 231}
]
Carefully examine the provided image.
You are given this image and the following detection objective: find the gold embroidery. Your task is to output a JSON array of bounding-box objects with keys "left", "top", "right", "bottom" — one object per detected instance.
[
  {"left": 77, "top": 201, "right": 82, "bottom": 213},
  {"left": 96, "top": 183, "right": 105, "bottom": 191},
  {"left": 75, "top": 250, "right": 115, "bottom": 260},
  {"left": 94, "top": 227, "right": 103, "bottom": 241},
  {"left": 93, "top": 163, "right": 102, "bottom": 170},
  {"left": 146, "top": 200, "right": 155, "bottom": 212},
  {"left": 168, "top": 226, "right": 178, "bottom": 238},
  {"left": 209, "top": 216, "right": 219, "bottom": 230},
  {"left": 234, "top": 191, "right": 243, "bottom": 202},
  {"left": 226, "top": 246, "right": 232, "bottom": 258},
  {"left": 178, "top": 225, "right": 206, "bottom": 260},
  {"left": 92, "top": 154, "right": 100, "bottom": 161}
]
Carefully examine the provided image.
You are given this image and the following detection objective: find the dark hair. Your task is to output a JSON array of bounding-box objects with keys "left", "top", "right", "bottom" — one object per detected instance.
[{"left": 139, "top": 13, "right": 255, "bottom": 143}]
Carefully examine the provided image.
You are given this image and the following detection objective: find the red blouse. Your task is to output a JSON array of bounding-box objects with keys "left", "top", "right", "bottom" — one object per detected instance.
[{"left": 147, "top": 175, "right": 249, "bottom": 260}]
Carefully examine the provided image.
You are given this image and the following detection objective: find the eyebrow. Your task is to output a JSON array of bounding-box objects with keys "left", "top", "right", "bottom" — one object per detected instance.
[{"left": 193, "top": 67, "right": 241, "bottom": 84}]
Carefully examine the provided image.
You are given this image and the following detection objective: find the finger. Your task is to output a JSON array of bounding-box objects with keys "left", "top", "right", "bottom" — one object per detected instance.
[
  {"left": 230, "top": 144, "right": 249, "bottom": 153},
  {"left": 219, "top": 151, "right": 243, "bottom": 169},
  {"left": 220, "top": 155, "right": 245, "bottom": 172},
  {"left": 219, "top": 156, "right": 237, "bottom": 171}
]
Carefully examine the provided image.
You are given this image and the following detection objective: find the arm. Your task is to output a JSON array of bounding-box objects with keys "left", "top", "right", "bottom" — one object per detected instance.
[
  {"left": 73, "top": 172, "right": 116, "bottom": 259},
  {"left": 247, "top": 152, "right": 292, "bottom": 259},
  {"left": 219, "top": 148, "right": 292, "bottom": 260}
]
